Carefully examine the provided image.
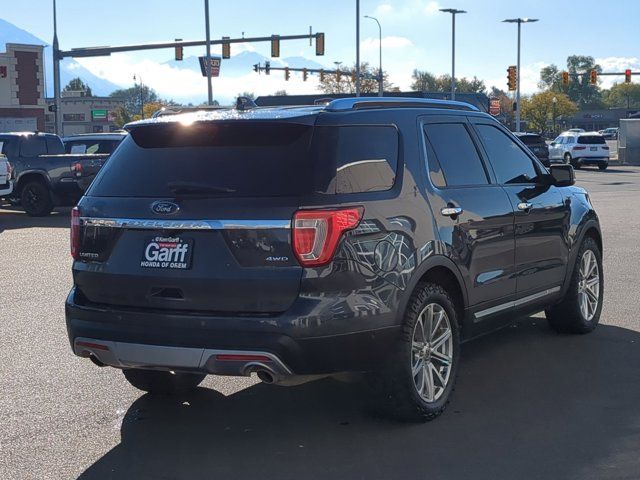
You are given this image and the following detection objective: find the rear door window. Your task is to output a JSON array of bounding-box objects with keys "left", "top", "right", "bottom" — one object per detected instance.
[
  {"left": 423, "top": 123, "right": 488, "bottom": 187},
  {"left": 20, "top": 137, "right": 47, "bottom": 157},
  {"left": 519, "top": 135, "right": 543, "bottom": 145},
  {"left": 578, "top": 135, "right": 606, "bottom": 144}
]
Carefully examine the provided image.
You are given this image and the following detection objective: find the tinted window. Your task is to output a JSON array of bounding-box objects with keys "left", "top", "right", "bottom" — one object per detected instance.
[
  {"left": 45, "top": 136, "right": 64, "bottom": 154},
  {"left": 423, "top": 123, "right": 488, "bottom": 187},
  {"left": 578, "top": 135, "right": 606, "bottom": 144},
  {"left": 90, "top": 122, "right": 317, "bottom": 198},
  {"left": 476, "top": 125, "right": 540, "bottom": 184},
  {"left": 313, "top": 125, "right": 398, "bottom": 194},
  {"left": 0, "top": 140, "right": 9, "bottom": 155},
  {"left": 519, "top": 135, "right": 543, "bottom": 145},
  {"left": 565, "top": 136, "right": 576, "bottom": 144},
  {"left": 20, "top": 137, "right": 47, "bottom": 157}
]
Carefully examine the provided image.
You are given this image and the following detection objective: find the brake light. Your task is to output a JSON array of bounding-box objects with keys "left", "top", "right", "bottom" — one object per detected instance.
[
  {"left": 6, "top": 161, "right": 13, "bottom": 179},
  {"left": 573, "top": 146, "right": 586, "bottom": 150},
  {"left": 72, "top": 162, "right": 83, "bottom": 177},
  {"left": 293, "top": 207, "right": 363, "bottom": 266},
  {"left": 70, "top": 207, "right": 81, "bottom": 259}
]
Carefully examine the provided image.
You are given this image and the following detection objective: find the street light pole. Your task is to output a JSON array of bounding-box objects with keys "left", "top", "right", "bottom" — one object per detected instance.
[
  {"left": 440, "top": 8, "right": 466, "bottom": 101},
  {"left": 356, "top": 0, "right": 361, "bottom": 97},
  {"left": 204, "top": 0, "right": 213, "bottom": 105},
  {"left": 552, "top": 96, "right": 557, "bottom": 135},
  {"left": 52, "top": 0, "right": 62, "bottom": 135},
  {"left": 364, "top": 15, "right": 382, "bottom": 97},
  {"left": 503, "top": 18, "right": 538, "bottom": 133}
]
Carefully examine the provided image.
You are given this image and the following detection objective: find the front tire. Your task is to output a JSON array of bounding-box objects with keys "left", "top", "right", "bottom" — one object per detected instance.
[
  {"left": 546, "top": 236, "right": 603, "bottom": 334},
  {"left": 20, "top": 180, "right": 54, "bottom": 216},
  {"left": 564, "top": 152, "right": 572, "bottom": 165},
  {"left": 598, "top": 163, "right": 608, "bottom": 171},
  {"left": 122, "top": 368, "right": 206, "bottom": 394},
  {"left": 366, "top": 283, "right": 460, "bottom": 422}
]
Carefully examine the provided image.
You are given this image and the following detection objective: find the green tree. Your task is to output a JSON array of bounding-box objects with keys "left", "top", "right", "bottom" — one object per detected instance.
[
  {"left": 63, "top": 77, "right": 92, "bottom": 96},
  {"left": 111, "top": 105, "right": 131, "bottom": 128},
  {"left": 274, "top": 89, "right": 288, "bottom": 96},
  {"left": 602, "top": 82, "right": 640, "bottom": 109},
  {"left": 109, "top": 85, "right": 159, "bottom": 118},
  {"left": 521, "top": 91, "right": 577, "bottom": 134},
  {"left": 237, "top": 91, "right": 256, "bottom": 100},
  {"left": 318, "top": 62, "right": 393, "bottom": 94},
  {"left": 538, "top": 56, "right": 603, "bottom": 108},
  {"left": 490, "top": 86, "right": 515, "bottom": 128},
  {"left": 410, "top": 70, "right": 486, "bottom": 94}
]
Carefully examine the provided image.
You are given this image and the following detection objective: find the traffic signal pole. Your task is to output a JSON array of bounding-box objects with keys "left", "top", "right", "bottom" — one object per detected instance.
[
  {"left": 516, "top": 20, "right": 521, "bottom": 132},
  {"left": 52, "top": 0, "right": 62, "bottom": 135},
  {"left": 204, "top": 0, "right": 213, "bottom": 106}
]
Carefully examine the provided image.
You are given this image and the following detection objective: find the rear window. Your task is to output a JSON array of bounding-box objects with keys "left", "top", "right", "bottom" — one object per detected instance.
[
  {"left": 88, "top": 122, "right": 399, "bottom": 198},
  {"left": 519, "top": 135, "right": 543, "bottom": 145},
  {"left": 578, "top": 135, "right": 606, "bottom": 145}
]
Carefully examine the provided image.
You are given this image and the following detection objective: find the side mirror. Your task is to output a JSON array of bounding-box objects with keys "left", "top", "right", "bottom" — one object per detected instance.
[
  {"left": 550, "top": 142, "right": 556, "bottom": 146},
  {"left": 549, "top": 164, "right": 575, "bottom": 187}
]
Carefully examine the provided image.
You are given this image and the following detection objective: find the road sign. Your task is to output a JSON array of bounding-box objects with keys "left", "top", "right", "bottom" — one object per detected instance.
[
  {"left": 198, "top": 56, "right": 221, "bottom": 77},
  {"left": 489, "top": 98, "right": 501, "bottom": 116}
]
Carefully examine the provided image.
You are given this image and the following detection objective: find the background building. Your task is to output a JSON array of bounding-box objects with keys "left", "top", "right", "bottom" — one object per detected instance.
[
  {"left": 44, "top": 92, "right": 124, "bottom": 135},
  {"left": 0, "top": 43, "right": 46, "bottom": 132}
]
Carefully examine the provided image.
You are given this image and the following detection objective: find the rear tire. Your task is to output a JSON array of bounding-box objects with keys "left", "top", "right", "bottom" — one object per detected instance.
[
  {"left": 365, "top": 283, "right": 460, "bottom": 422},
  {"left": 122, "top": 368, "right": 206, "bottom": 394},
  {"left": 598, "top": 163, "right": 608, "bottom": 171},
  {"left": 20, "top": 180, "right": 54, "bottom": 216},
  {"left": 546, "top": 236, "right": 603, "bottom": 334}
]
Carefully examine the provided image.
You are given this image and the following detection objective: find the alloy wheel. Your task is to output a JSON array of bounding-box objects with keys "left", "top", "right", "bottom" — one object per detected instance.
[
  {"left": 578, "top": 250, "right": 600, "bottom": 321},
  {"left": 411, "top": 303, "right": 453, "bottom": 403}
]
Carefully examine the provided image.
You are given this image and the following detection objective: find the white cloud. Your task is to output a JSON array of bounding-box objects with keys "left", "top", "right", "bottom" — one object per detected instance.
[
  {"left": 361, "top": 36, "right": 414, "bottom": 51},
  {"left": 595, "top": 56, "right": 639, "bottom": 88},
  {"left": 75, "top": 53, "right": 322, "bottom": 104},
  {"left": 373, "top": 0, "right": 441, "bottom": 20},
  {"left": 486, "top": 61, "right": 548, "bottom": 95}
]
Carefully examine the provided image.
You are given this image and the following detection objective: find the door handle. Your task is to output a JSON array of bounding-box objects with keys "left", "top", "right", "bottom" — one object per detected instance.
[
  {"left": 517, "top": 202, "right": 533, "bottom": 212},
  {"left": 441, "top": 206, "right": 463, "bottom": 218}
]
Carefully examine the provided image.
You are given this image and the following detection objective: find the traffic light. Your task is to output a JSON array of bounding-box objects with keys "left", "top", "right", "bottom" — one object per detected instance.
[
  {"left": 316, "top": 33, "right": 325, "bottom": 56},
  {"left": 253, "top": 63, "right": 259, "bottom": 73},
  {"left": 222, "top": 37, "right": 230, "bottom": 59},
  {"left": 302, "top": 68, "right": 308, "bottom": 81},
  {"left": 271, "top": 35, "right": 280, "bottom": 58},
  {"left": 265, "top": 61, "right": 270, "bottom": 75},
  {"left": 284, "top": 67, "right": 290, "bottom": 81},
  {"left": 174, "top": 39, "right": 183, "bottom": 61},
  {"left": 589, "top": 69, "right": 598, "bottom": 85},
  {"left": 319, "top": 69, "right": 325, "bottom": 82},
  {"left": 562, "top": 71, "right": 569, "bottom": 85},
  {"left": 625, "top": 69, "right": 632, "bottom": 83},
  {"left": 507, "top": 66, "right": 517, "bottom": 91}
]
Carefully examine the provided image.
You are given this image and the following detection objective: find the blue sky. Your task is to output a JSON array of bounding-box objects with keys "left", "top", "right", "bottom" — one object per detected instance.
[{"left": 2, "top": 0, "right": 639, "bottom": 102}]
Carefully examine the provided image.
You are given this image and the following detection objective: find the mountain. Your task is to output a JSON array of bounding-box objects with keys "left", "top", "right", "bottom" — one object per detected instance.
[{"left": 0, "top": 18, "right": 120, "bottom": 97}]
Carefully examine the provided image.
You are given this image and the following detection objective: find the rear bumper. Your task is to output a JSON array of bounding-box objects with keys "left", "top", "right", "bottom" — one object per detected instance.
[
  {"left": 65, "top": 288, "right": 400, "bottom": 375},
  {"left": 0, "top": 180, "right": 13, "bottom": 196},
  {"left": 574, "top": 156, "right": 609, "bottom": 164}
]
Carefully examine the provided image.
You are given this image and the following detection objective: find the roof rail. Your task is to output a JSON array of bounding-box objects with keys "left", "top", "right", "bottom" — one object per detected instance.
[{"left": 325, "top": 97, "right": 479, "bottom": 112}]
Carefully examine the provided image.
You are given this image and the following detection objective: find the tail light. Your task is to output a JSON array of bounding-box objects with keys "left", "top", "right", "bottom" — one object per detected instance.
[
  {"left": 573, "top": 146, "right": 586, "bottom": 150},
  {"left": 71, "top": 206, "right": 81, "bottom": 259},
  {"left": 6, "top": 161, "right": 13, "bottom": 180},
  {"left": 293, "top": 207, "right": 363, "bottom": 267}
]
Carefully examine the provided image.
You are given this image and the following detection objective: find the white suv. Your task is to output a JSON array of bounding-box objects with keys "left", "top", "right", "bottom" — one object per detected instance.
[
  {"left": 549, "top": 132, "right": 609, "bottom": 170},
  {"left": 0, "top": 154, "right": 13, "bottom": 197}
]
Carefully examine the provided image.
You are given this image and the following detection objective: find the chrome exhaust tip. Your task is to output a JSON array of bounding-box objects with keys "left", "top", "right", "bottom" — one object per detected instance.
[{"left": 256, "top": 369, "right": 275, "bottom": 384}]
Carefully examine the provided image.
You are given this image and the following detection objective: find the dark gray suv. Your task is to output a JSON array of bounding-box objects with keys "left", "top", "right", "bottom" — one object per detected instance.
[{"left": 66, "top": 98, "right": 604, "bottom": 421}]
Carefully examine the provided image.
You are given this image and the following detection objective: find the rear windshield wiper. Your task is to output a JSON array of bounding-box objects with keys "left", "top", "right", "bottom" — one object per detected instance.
[{"left": 167, "top": 181, "right": 236, "bottom": 196}]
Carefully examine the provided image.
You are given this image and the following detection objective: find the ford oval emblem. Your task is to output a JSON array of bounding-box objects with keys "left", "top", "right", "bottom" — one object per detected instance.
[{"left": 151, "top": 201, "right": 180, "bottom": 215}]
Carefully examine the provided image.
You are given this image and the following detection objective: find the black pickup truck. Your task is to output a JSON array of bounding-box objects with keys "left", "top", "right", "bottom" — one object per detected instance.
[{"left": 0, "top": 132, "right": 109, "bottom": 216}]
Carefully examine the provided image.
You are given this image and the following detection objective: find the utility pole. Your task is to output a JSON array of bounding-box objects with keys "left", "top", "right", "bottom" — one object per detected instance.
[
  {"left": 364, "top": 15, "right": 382, "bottom": 97},
  {"left": 204, "top": 0, "right": 213, "bottom": 105},
  {"left": 440, "top": 8, "right": 466, "bottom": 101},
  {"left": 503, "top": 18, "right": 538, "bottom": 132},
  {"left": 52, "top": 0, "right": 62, "bottom": 135},
  {"left": 355, "top": 0, "right": 361, "bottom": 97}
]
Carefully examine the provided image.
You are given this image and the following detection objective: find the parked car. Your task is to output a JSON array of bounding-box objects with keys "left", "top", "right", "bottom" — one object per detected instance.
[
  {"left": 0, "top": 132, "right": 110, "bottom": 216},
  {"left": 549, "top": 132, "right": 609, "bottom": 170},
  {"left": 513, "top": 132, "right": 550, "bottom": 167},
  {"left": 598, "top": 127, "right": 618, "bottom": 140},
  {"left": 66, "top": 98, "right": 604, "bottom": 422},
  {"left": 62, "top": 132, "right": 126, "bottom": 155},
  {"left": 568, "top": 128, "right": 585, "bottom": 133},
  {"left": 0, "top": 153, "right": 13, "bottom": 197}
]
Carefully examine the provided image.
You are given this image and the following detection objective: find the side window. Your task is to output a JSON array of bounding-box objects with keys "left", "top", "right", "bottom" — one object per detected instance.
[
  {"left": 554, "top": 137, "right": 564, "bottom": 145},
  {"left": 20, "top": 137, "right": 47, "bottom": 157},
  {"left": 45, "top": 136, "right": 63, "bottom": 154},
  {"left": 475, "top": 124, "right": 540, "bottom": 184},
  {"left": 423, "top": 123, "right": 488, "bottom": 187},
  {"left": 566, "top": 137, "right": 576, "bottom": 145}
]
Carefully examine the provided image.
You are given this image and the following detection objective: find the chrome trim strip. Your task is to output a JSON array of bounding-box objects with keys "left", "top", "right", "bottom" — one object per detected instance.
[
  {"left": 80, "top": 217, "right": 291, "bottom": 230},
  {"left": 474, "top": 286, "right": 561, "bottom": 322}
]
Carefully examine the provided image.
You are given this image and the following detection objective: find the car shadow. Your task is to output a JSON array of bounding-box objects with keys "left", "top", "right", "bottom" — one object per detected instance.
[
  {"left": 78, "top": 318, "right": 640, "bottom": 480},
  {"left": 0, "top": 205, "right": 70, "bottom": 231}
]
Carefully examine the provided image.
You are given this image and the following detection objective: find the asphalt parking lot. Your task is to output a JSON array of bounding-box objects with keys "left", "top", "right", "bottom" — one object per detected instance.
[{"left": 1, "top": 166, "right": 640, "bottom": 480}]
